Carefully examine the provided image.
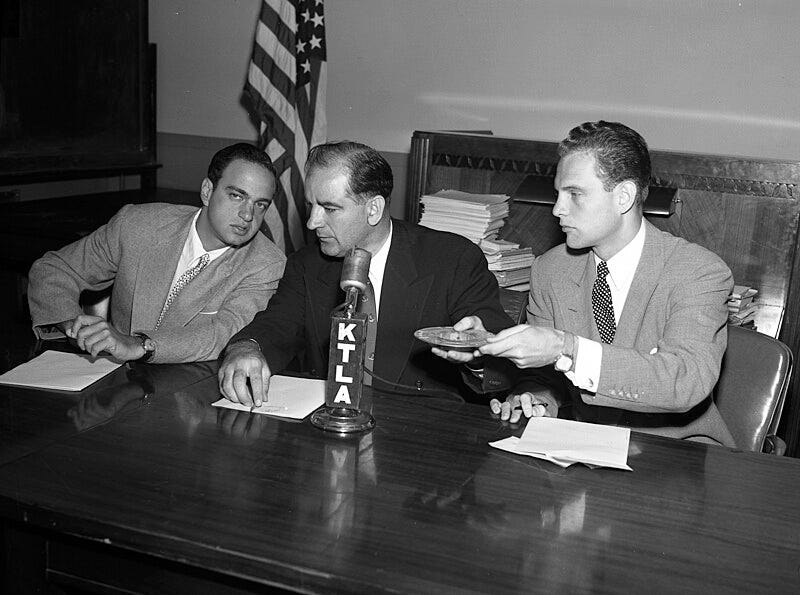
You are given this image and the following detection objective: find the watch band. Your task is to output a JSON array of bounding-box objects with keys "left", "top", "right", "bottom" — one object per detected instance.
[{"left": 134, "top": 332, "right": 155, "bottom": 362}]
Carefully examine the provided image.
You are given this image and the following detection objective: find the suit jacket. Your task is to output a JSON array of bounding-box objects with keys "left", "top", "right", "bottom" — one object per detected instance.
[
  {"left": 229, "top": 219, "right": 514, "bottom": 396},
  {"left": 28, "top": 203, "right": 286, "bottom": 363},
  {"left": 527, "top": 220, "right": 736, "bottom": 446}
]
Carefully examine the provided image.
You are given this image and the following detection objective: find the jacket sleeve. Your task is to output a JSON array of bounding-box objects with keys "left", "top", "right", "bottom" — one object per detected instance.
[
  {"left": 448, "top": 238, "right": 517, "bottom": 393},
  {"left": 226, "top": 250, "right": 308, "bottom": 373},
  {"left": 28, "top": 204, "right": 129, "bottom": 333}
]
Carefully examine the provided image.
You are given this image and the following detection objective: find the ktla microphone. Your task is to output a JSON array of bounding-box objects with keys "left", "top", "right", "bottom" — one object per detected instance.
[
  {"left": 339, "top": 246, "right": 371, "bottom": 316},
  {"left": 311, "top": 247, "right": 376, "bottom": 433}
]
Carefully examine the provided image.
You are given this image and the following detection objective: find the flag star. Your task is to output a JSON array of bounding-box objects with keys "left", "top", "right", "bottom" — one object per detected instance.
[
  {"left": 302, "top": 9, "right": 311, "bottom": 22},
  {"left": 309, "top": 34, "right": 322, "bottom": 49},
  {"left": 311, "top": 12, "right": 324, "bottom": 28},
  {"left": 302, "top": 60, "right": 311, "bottom": 73},
  {"left": 296, "top": 39, "right": 306, "bottom": 54}
]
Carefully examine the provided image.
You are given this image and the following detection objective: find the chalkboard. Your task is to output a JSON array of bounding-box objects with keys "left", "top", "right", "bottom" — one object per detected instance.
[{"left": 0, "top": 0, "right": 157, "bottom": 185}]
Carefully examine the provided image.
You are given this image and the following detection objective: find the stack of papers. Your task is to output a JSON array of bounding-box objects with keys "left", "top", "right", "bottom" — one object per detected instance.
[
  {"left": 212, "top": 375, "right": 325, "bottom": 420},
  {"left": 489, "top": 417, "right": 632, "bottom": 470},
  {"left": 480, "top": 238, "right": 535, "bottom": 288},
  {"left": 419, "top": 190, "right": 510, "bottom": 244},
  {"left": 727, "top": 284, "right": 758, "bottom": 328},
  {"left": 0, "top": 350, "right": 123, "bottom": 391}
]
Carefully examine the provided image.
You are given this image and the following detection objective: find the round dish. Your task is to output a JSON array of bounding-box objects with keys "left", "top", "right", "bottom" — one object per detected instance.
[{"left": 413, "top": 326, "right": 493, "bottom": 350}]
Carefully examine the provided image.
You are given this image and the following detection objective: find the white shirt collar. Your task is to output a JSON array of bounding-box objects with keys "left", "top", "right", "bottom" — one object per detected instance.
[
  {"left": 367, "top": 220, "right": 393, "bottom": 316},
  {"left": 172, "top": 210, "right": 229, "bottom": 287},
  {"left": 594, "top": 219, "right": 646, "bottom": 297}
]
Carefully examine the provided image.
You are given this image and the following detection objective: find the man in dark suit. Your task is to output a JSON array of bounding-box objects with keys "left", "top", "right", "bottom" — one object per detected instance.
[
  {"left": 218, "top": 141, "right": 513, "bottom": 406},
  {"left": 438, "top": 122, "right": 735, "bottom": 446},
  {"left": 28, "top": 143, "right": 286, "bottom": 363}
]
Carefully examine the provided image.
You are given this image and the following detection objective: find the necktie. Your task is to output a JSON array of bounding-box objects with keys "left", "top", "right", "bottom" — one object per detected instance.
[
  {"left": 155, "top": 253, "right": 210, "bottom": 330},
  {"left": 592, "top": 260, "right": 616, "bottom": 344},
  {"left": 359, "top": 281, "right": 377, "bottom": 386}
]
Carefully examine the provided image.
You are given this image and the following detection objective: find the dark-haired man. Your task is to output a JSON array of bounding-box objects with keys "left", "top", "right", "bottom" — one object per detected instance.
[
  {"left": 28, "top": 143, "right": 286, "bottom": 363},
  {"left": 440, "top": 121, "right": 735, "bottom": 446},
  {"left": 218, "top": 140, "right": 513, "bottom": 406}
]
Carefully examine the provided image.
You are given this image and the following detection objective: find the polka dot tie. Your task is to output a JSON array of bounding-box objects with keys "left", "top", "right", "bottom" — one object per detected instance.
[
  {"left": 155, "top": 253, "right": 210, "bottom": 330},
  {"left": 592, "top": 260, "right": 616, "bottom": 344}
]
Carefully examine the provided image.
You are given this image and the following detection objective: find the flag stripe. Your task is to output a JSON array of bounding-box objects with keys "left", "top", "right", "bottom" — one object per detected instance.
[{"left": 244, "top": 0, "right": 326, "bottom": 254}]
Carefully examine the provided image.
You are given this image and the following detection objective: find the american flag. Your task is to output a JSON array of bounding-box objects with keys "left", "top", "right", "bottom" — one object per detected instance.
[{"left": 244, "top": 0, "right": 327, "bottom": 253}]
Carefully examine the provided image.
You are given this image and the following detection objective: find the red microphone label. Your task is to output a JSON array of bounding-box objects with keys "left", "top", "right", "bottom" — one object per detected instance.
[{"left": 326, "top": 312, "right": 367, "bottom": 409}]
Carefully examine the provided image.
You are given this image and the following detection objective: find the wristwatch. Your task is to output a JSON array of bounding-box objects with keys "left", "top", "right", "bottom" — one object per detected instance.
[
  {"left": 134, "top": 332, "right": 156, "bottom": 362},
  {"left": 554, "top": 331, "right": 576, "bottom": 373}
]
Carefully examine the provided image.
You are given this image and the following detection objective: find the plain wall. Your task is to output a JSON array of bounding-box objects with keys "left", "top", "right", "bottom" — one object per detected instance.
[{"left": 150, "top": 0, "right": 800, "bottom": 211}]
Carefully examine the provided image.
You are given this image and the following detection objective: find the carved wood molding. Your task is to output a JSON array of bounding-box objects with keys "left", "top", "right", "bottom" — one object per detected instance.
[{"left": 431, "top": 152, "right": 798, "bottom": 199}]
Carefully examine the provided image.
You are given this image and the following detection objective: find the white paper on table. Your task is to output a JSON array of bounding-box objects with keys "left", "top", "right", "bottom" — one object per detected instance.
[
  {"left": 212, "top": 375, "right": 325, "bottom": 420},
  {"left": 489, "top": 417, "right": 632, "bottom": 471},
  {"left": 0, "top": 350, "right": 123, "bottom": 391}
]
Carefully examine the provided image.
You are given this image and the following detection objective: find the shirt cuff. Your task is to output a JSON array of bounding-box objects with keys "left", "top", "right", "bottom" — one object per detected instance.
[{"left": 564, "top": 335, "right": 602, "bottom": 392}]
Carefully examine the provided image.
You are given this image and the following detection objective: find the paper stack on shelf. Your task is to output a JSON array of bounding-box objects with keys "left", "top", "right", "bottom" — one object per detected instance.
[
  {"left": 419, "top": 189, "right": 510, "bottom": 244},
  {"left": 480, "top": 238, "right": 535, "bottom": 289},
  {"left": 727, "top": 285, "right": 758, "bottom": 328}
]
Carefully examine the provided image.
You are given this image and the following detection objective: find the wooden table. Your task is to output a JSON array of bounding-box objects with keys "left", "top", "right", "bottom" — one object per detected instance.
[{"left": 1, "top": 351, "right": 800, "bottom": 593}]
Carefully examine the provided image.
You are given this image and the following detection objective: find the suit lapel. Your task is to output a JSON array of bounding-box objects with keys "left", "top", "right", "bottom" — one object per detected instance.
[
  {"left": 615, "top": 222, "right": 664, "bottom": 347},
  {"left": 376, "top": 222, "right": 431, "bottom": 383},
  {"left": 131, "top": 212, "right": 193, "bottom": 330},
  {"left": 556, "top": 250, "right": 597, "bottom": 341}
]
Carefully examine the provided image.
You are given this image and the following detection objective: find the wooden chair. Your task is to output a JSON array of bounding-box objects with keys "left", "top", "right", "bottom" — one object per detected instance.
[{"left": 714, "top": 325, "right": 793, "bottom": 454}]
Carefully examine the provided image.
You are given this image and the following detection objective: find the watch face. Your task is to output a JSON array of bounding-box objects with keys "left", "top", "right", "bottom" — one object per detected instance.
[{"left": 555, "top": 354, "right": 573, "bottom": 372}]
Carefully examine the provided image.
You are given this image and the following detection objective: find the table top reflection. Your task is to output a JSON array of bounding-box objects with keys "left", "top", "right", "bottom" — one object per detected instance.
[{"left": 1, "top": 352, "right": 800, "bottom": 593}]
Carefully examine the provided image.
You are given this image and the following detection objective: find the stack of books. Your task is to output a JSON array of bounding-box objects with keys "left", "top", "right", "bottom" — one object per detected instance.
[
  {"left": 727, "top": 285, "right": 758, "bottom": 328},
  {"left": 419, "top": 190, "right": 510, "bottom": 244},
  {"left": 481, "top": 238, "right": 534, "bottom": 290}
]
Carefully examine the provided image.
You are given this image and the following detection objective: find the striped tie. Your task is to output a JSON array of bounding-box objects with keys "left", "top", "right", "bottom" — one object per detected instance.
[
  {"left": 592, "top": 260, "right": 616, "bottom": 344},
  {"left": 155, "top": 253, "right": 210, "bottom": 330}
]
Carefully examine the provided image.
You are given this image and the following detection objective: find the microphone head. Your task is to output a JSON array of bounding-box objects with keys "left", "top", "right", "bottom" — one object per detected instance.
[{"left": 340, "top": 247, "right": 371, "bottom": 292}]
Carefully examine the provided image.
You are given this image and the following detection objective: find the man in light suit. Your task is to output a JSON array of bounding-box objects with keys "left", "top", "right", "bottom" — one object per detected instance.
[
  {"left": 28, "top": 143, "right": 286, "bottom": 364},
  {"left": 218, "top": 141, "right": 514, "bottom": 406},
  {"left": 439, "top": 121, "right": 735, "bottom": 446}
]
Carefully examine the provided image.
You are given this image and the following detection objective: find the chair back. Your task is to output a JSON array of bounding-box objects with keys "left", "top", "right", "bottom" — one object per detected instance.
[{"left": 714, "top": 325, "right": 793, "bottom": 453}]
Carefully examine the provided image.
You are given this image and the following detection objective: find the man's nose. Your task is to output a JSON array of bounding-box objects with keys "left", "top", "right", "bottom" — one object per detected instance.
[
  {"left": 552, "top": 194, "right": 567, "bottom": 218},
  {"left": 307, "top": 205, "right": 322, "bottom": 229},
  {"left": 239, "top": 202, "right": 254, "bottom": 222}
]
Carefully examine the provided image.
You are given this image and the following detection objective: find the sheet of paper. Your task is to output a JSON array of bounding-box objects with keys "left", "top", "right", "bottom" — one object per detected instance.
[
  {"left": 489, "top": 417, "right": 632, "bottom": 471},
  {"left": 0, "top": 350, "right": 123, "bottom": 391},
  {"left": 212, "top": 375, "right": 325, "bottom": 420}
]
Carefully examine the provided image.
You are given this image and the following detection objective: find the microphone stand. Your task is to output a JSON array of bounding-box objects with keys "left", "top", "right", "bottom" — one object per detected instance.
[{"left": 311, "top": 248, "right": 376, "bottom": 434}]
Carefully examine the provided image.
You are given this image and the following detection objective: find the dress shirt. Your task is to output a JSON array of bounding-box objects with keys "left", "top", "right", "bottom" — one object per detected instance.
[
  {"left": 367, "top": 221, "right": 393, "bottom": 319},
  {"left": 168, "top": 210, "right": 229, "bottom": 290},
  {"left": 566, "top": 220, "right": 646, "bottom": 391}
]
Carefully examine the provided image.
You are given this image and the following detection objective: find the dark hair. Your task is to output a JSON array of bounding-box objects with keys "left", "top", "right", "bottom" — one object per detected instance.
[
  {"left": 305, "top": 141, "right": 393, "bottom": 205},
  {"left": 206, "top": 143, "right": 276, "bottom": 186},
  {"left": 558, "top": 121, "right": 651, "bottom": 204}
]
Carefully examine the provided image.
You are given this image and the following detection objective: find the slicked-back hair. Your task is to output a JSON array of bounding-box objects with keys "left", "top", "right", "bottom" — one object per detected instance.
[
  {"left": 558, "top": 121, "right": 651, "bottom": 205},
  {"left": 305, "top": 141, "right": 393, "bottom": 206},
  {"left": 207, "top": 143, "right": 276, "bottom": 186}
]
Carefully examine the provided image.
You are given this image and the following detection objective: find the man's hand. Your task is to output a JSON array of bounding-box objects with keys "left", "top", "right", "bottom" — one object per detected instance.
[
  {"left": 478, "top": 325, "right": 564, "bottom": 369},
  {"left": 489, "top": 392, "right": 552, "bottom": 423},
  {"left": 66, "top": 315, "right": 145, "bottom": 361},
  {"left": 431, "top": 316, "right": 487, "bottom": 363},
  {"left": 218, "top": 340, "right": 271, "bottom": 407}
]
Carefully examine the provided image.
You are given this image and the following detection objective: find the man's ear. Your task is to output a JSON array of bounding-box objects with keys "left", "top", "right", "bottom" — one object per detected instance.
[
  {"left": 615, "top": 180, "right": 638, "bottom": 214},
  {"left": 200, "top": 178, "right": 213, "bottom": 207},
  {"left": 366, "top": 195, "right": 386, "bottom": 225}
]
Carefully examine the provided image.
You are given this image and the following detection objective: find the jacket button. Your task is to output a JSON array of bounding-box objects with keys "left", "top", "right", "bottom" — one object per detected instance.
[{"left": 415, "top": 380, "right": 424, "bottom": 390}]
